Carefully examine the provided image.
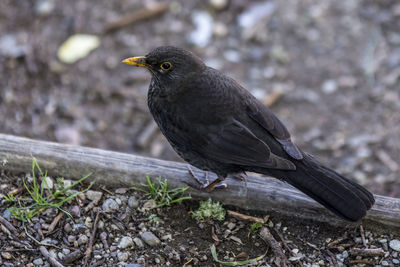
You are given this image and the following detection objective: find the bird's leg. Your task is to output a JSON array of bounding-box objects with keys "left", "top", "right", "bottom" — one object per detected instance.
[{"left": 187, "top": 166, "right": 227, "bottom": 191}]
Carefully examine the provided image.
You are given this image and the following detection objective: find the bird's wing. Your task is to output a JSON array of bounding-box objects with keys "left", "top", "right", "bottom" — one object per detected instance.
[
  {"left": 246, "top": 98, "right": 303, "bottom": 160},
  {"left": 198, "top": 119, "right": 296, "bottom": 170}
]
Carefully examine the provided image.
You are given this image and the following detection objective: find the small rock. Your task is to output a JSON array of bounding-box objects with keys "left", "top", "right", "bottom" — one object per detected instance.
[
  {"left": 119, "top": 236, "right": 134, "bottom": 249},
  {"left": 57, "top": 34, "right": 100, "bottom": 64},
  {"left": 227, "top": 222, "right": 236, "bottom": 230},
  {"left": 381, "top": 260, "right": 389, "bottom": 266},
  {"left": 133, "top": 237, "right": 145, "bottom": 248},
  {"left": 115, "top": 198, "right": 122, "bottom": 205},
  {"left": 161, "top": 234, "right": 172, "bottom": 241},
  {"left": 128, "top": 196, "right": 139, "bottom": 209},
  {"left": 118, "top": 251, "right": 129, "bottom": 262},
  {"left": 72, "top": 224, "right": 87, "bottom": 234},
  {"left": 390, "top": 240, "right": 400, "bottom": 251},
  {"left": 33, "top": 258, "right": 44, "bottom": 265},
  {"left": 115, "top": 188, "right": 128, "bottom": 194},
  {"left": 78, "top": 234, "right": 89, "bottom": 245},
  {"left": 321, "top": 79, "right": 338, "bottom": 94},
  {"left": 1, "top": 252, "right": 12, "bottom": 259},
  {"left": 58, "top": 252, "right": 65, "bottom": 260},
  {"left": 125, "top": 264, "right": 143, "bottom": 267},
  {"left": 69, "top": 205, "right": 81, "bottom": 217},
  {"left": 85, "top": 217, "right": 92, "bottom": 228},
  {"left": 102, "top": 198, "right": 119, "bottom": 211},
  {"left": 64, "top": 223, "right": 72, "bottom": 233},
  {"left": 3, "top": 209, "right": 12, "bottom": 221},
  {"left": 238, "top": 1, "right": 276, "bottom": 30},
  {"left": 393, "top": 259, "right": 400, "bottom": 264},
  {"left": 67, "top": 235, "right": 76, "bottom": 243},
  {"left": 140, "top": 231, "right": 161, "bottom": 247},
  {"left": 41, "top": 176, "right": 54, "bottom": 189},
  {"left": 86, "top": 190, "right": 103, "bottom": 202}
]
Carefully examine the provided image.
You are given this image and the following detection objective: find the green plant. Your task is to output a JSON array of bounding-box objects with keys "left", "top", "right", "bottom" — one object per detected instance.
[
  {"left": 148, "top": 214, "right": 162, "bottom": 224},
  {"left": 250, "top": 222, "right": 263, "bottom": 233},
  {"left": 192, "top": 198, "right": 226, "bottom": 222},
  {"left": 132, "top": 176, "right": 191, "bottom": 209},
  {"left": 5, "top": 158, "right": 92, "bottom": 222}
]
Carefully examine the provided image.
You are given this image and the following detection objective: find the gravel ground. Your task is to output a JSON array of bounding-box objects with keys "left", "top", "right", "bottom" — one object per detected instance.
[
  {"left": 0, "top": 172, "right": 399, "bottom": 266},
  {"left": 1, "top": 0, "right": 400, "bottom": 266}
]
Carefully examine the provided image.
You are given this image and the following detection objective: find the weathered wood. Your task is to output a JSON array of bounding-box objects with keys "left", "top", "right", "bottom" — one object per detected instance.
[{"left": 0, "top": 134, "right": 399, "bottom": 228}]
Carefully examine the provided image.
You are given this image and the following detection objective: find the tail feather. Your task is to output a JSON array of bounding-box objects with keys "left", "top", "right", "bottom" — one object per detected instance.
[{"left": 264, "top": 154, "right": 375, "bottom": 221}]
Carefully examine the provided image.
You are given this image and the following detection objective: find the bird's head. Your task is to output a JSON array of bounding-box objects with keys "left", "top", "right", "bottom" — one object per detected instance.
[{"left": 122, "top": 46, "right": 206, "bottom": 90}]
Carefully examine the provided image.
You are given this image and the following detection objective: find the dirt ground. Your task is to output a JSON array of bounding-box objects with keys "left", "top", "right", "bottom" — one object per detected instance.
[{"left": 1, "top": 0, "right": 400, "bottom": 266}]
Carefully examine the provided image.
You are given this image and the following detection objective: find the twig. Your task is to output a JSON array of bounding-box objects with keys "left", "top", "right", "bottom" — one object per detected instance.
[
  {"left": 326, "top": 249, "right": 339, "bottom": 267},
  {"left": 227, "top": 210, "right": 265, "bottom": 223},
  {"left": 349, "top": 259, "right": 374, "bottom": 265},
  {"left": 260, "top": 227, "right": 291, "bottom": 267},
  {"left": 359, "top": 225, "right": 367, "bottom": 247},
  {"left": 47, "top": 212, "right": 64, "bottom": 233},
  {"left": 63, "top": 249, "right": 83, "bottom": 264},
  {"left": 273, "top": 227, "right": 291, "bottom": 253},
  {"left": 83, "top": 210, "right": 101, "bottom": 266},
  {"left": 327, "top": 236, "right": 347, "bottom": 248},
  {"left": 104, "top": 3, "right": 169, "bottom": 32},
  {"left": 39, "top": 246, "right": 64, "bottom": 267},
  {"left": 349, "top": 248, "right": 385, "bottom": 257},
  {"left": 0, "top": 215, "right": 18, "bottom": 235},
  {"left": 84, "top": 199, "right": 100, "bottom": 213}
]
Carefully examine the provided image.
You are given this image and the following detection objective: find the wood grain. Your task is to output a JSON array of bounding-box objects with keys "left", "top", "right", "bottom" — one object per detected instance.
[{"left": 0, "top": 134, "right": 399, "bottom": 228}]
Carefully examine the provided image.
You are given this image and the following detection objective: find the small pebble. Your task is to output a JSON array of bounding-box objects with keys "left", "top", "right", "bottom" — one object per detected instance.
[
  {"left": 69, "top": 205, "right": 81, "bottom": 217},
  {"left": 1, "top": 252, "right": 12, "bottom": 259},
  {"left": 393, "top": 259, "right": 400, "bottom": 264},
  {"left": 133, "top": 237, "right": 144, "bottom": 248},
  {"left": 64, "top": 223, "right": 72, "bottom": 233},
  {"left": 118, "top": 251, "right": 129, "bottom": 262},
  {"left": 119, "top": 236, "right": 134, "bottom": 249},
  {"left": 86, "top": 190, "right": 103, "bottom": 202},
  {"left": 227, "top": 222, "right": 236, "bottom": 230},
  {"left": 381, "top": 260, "right": 389, "bottom": 266},
  {"left": 321, "top": 79, "right": 338, "bottom": 94},
  {"left": 390, "top": 240, "right": 400, "bottom": 252},
  {"left": 78, "top": 234, "right": 88, "bottom": 245},
  {"left": 128, "top": 196, "right": 139, "bottom": 209},
  {"left": 67, "top": 235, "right": 76, "bottom": 243},
  {"left": 141, "top": 231, "right": 161, "bottom": 246},
  {"left": 2, "top": 209, "right": 12, "bottom": 220},
  {"left": 33, "top": 258, "right": 44, "bottom": 266},
  {"left": 102, "top": 198, "right": 119, "bottom": 211}
]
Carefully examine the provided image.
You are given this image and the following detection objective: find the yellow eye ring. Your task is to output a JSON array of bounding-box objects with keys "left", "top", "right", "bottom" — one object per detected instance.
[{"left": 160, "top": 62, "right": 172, "bottom": 70}]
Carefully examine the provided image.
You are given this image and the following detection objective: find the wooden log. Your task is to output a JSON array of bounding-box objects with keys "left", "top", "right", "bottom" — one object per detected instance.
[{"left": 0, "top": 134, "right": 399, "bottom": 228}]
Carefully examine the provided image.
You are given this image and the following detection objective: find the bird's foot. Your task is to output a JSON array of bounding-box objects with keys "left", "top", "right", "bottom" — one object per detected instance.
[{"left": 187, "top": 166, "right": 227, "bottom": 192}]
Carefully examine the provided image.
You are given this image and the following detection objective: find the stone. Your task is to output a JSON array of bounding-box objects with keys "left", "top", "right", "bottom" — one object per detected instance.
[
  {"left": 128, "top": 196, "right": 139, "bottom": 209},
  {"left": 118, "top": 236, "right": 134, "bottom": 249},
  {"left": 117, "top": 251, "right": 129, "bottom": 262},
  {"left": 102, "top": 198, "right": 119, "bottom": 211},
  {"left": 2, "top": 209, "right": 12, "bottom": 221},
  {"left": 140, "top": 231, "right": 161, "bottom": 247},
  {"left": 86, "top": 190, "right": 103, "bottom": 202},
  {"left": 33, "top": 258, "right": 44, "bottom": 265},
  {"left": 133, "top": 237, "right": 145, "bottom": 248},
  {"left": 41, "top": 176, "right": 54, "bottom": 189},
  {"left": 390, "top": 239, "right": 400, "bottom": 251},
  {"left": 78, "top": 234, "right": 88, "bottom": 245}
]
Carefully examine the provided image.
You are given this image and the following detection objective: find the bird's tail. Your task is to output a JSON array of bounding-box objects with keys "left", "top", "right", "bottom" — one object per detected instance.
[{"left": 264, "top": 154, "right": 375, "bottom": 221}]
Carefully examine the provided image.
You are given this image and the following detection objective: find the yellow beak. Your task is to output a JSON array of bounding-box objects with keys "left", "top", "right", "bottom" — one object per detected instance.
[{"left": 122, "top": 56, "right": 150, "bottom": 68}]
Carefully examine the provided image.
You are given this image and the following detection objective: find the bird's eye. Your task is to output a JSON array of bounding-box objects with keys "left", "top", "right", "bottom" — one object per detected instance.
[{"left": 160, "top": 62, "right": 172, "bottom": 70}]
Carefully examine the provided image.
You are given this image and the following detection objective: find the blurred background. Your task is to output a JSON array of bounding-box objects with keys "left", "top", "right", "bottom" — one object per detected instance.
[{"left": 0, "top": 0, "right": 399, "bottom": 197}]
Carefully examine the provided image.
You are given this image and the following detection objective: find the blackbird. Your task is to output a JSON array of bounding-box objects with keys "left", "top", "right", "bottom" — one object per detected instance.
[{"left": 122, "top": 46, "right": 374, "bottom": 221}]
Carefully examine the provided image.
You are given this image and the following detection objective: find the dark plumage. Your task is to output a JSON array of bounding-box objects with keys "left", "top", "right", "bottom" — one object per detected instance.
[{"left": 122, "top": 46, "right": 375, "bottom": 221}]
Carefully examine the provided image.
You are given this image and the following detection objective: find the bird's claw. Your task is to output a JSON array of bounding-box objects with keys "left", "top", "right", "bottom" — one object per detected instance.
[{"left": 186, "top": 166, "right": 227, "bottom": 191}]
